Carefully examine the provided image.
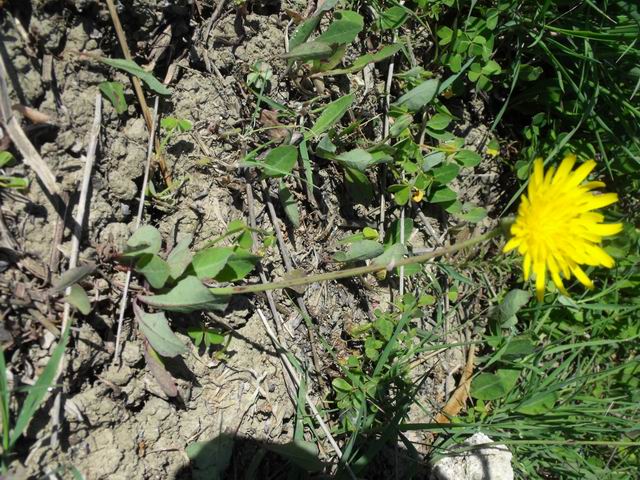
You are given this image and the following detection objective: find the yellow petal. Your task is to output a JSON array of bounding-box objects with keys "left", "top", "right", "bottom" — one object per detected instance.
[
  {"left": 580, "top": 193, "right": 618, "bottom": 211},
  {"left": 547, "top": 255, "right": 568, "bottom": 296},
  {"left": 587, "top": 245, "right": 615, "bottom": 268},
  {"left": 523, "top": 252, "right": 532, "bottom": 281},
  {"left": 571, "top": 264, "right": 594, "bottom": 289},
  {"left": 503, "top": 237, "right": 521, "bottom": 253},
  {"left": 532, "top": 158, "right": 544, "bottom": 188},
  {"left": 534, "top": 260, "right": 546, "bottom": 301},
  {"left": 553, "top": 154, "right": 577, "bottom": 185},
  {"left": 581, "top": 181, "right": 605, "bottom": 191},
  {"left": 557, "top": 256, "right": 571, "bottom": 279},
  {"left": 580, "top": 212, "right": 605, "bottom": 224},
  {"left": 568, "top": 160, "right": 596, "bottom": 186},
  {"left": 544, "top": 165, "right": 556, "bottom": 186},
  {"left": 589, "top": 223, "right": 623, "bottom": 237}
]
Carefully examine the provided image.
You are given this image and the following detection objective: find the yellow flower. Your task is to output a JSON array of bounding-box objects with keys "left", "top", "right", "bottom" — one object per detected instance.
[
  {"left": 504, "top": 154, "right": 623, "bottom": 301},
  {"left": 412, "top": 189, "right": 425, "bottom": 203},
  {"left": 486, "top": 147, "right": 500, "bottom": 157}
]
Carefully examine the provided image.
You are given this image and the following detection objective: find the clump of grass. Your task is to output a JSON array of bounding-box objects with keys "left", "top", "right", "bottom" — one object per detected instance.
[{"left": 1, "top": 326, "right": 70, "bottom": 472}]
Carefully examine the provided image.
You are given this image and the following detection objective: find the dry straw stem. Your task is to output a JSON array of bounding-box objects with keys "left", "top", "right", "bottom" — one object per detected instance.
[
  {"left": 113, "top": 97, "right": 160, "bottom": 363},
  {"left": 256, "top": 309, "right": 357, "bottom": 480},
  {"left": 104, "top": 0, "right": 170, "bottom": 184},
  {"left": 246, "top": 182, "right": 290, "bottom": 339},
  {"left": 61, "top": 93, "right": 102, "bottom": 333},
  {"left": 0, "top": 54, "right": 60, "bottom": 196},
  {"left": 378, "top": 33, "right": 398, "bottom": 242},
  {"left": 261, "top": 179, "right": 322, "bottom": 374},
  {"left": 51, "top": 93, "right": 102, "bottom": 447},
  {"left": 212, "top": 227, "right": 503, "bottom": 296}
]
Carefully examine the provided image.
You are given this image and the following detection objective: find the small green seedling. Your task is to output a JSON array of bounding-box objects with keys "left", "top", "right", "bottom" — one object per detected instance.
[
  {"left": 160, "top": 117, "right": 193, "bottom": 153},
  {"left": 0, "top": 152, "right": 28, "bottom": 190},
  {"left": 187, "top": 325, "right": 230, "bottom": 360},
  {"left": 122, "top": 221, "right": 272, "bottom": 394},
  {"left": 99, "top": 81, "right": 127, "bottom": 115},
  {"left": 1, "top": 325, "right": 70, "bottom": 471}
]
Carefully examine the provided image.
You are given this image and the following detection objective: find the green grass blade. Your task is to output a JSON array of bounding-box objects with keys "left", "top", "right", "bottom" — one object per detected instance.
[
  {"left": 10, "top": 324, "right": 70, "bottom": 448},
  {"left": 0, "top": 348, "right": 10, "bottom": 453}
]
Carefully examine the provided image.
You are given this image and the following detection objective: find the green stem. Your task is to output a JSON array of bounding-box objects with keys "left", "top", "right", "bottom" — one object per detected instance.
[
  {"left": 1, "top": 349, "right": 10, "bottom": 471},
  {"left": 211, "top": 227, "right": 504, "bottom": 296},
  {"left": 447, "top": 439, "right": 640, "bottom": 450}
]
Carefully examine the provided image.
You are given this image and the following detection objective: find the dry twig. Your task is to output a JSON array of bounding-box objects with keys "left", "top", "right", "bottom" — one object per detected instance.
[
  {"left": 0, "top": 54, "right": 60, "bottom": 196},
  {"left": 50, "top": 93, "right": 102, "bottom": 447},
  {"left": 256, "top": 309, "right": 356, "bottom": 480},
  {"left": 113, "top": 97, "right": 160, "bottom": 363},
  {"left": 261, "top": 180, "right": 322, "bottom": 375},
  {"left": 378, "top": 33, "right": 398, "bottom": 241},
  {"left": 246, "top": 183, "right": 288, "bottom": 335},
  {"left": 104, "top": 0, "right": 170, "bottom": 184}
]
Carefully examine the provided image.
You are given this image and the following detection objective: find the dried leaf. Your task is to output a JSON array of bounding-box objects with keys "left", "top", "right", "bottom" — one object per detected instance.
[
  {"left": 12, "top": 104, "right": 51, "bottom": 124},
  {"left": 143, "top": 344, "right": 178, "bottom": 397},
  {"left": 435, "top": 345, "right": 475, "bottom": 424},
  {"left": 259, "top": 110, "right": 289, "bottom": 143}
]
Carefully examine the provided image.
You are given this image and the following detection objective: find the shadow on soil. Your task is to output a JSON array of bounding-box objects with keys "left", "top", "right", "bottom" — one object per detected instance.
[{"left": 174, "top": 430, "right": 435, "bottom": 480}]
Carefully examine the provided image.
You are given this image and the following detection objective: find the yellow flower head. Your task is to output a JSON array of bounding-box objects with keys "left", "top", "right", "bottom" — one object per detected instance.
[{"left": 504, "top": 154, "right": 623, "bottom": 301}]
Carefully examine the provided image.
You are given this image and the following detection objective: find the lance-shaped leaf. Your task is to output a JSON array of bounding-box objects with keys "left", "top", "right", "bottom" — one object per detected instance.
[
  {"left": 279, "top": 182, "right": 300, "bottom": 228},
  {"left": 98, "top": 81, "right": 127, "bottom": 114},
  {"left": 317, "top": 10, "right": 363, "bottom": 45},
  {"left": 372, "top": 243, "right": 407, "bottom": 268},
  {"left": 393, "top": 78, "right": 439, "bottom": 111},
  {"left": 192, "top": 247, "right": 234, "bottom": 280},
  {"left": 305, "top": 94, "right": 354, "bottom": 140},
  {"left": 214, "top": 249, "right": 261, "bottom": 282},
  {"left": 283, "top": 40, "right": 334, "bottom": 61},
  {"left": 66, "top": 284, "right": 91, "bottom": 315},
  {"left": 328, "top": 43, "right": 403, "bottom": 75},
  {"left": 99, "top": 57, "right": 171, "bottom": 95},
  {"left": 267, "top": 440, "right": 324, "bottom": 472},
  {"left": 166, "top": 235, "right": 193, "bottom": 279},
  {"left": 135, "top": 254, "right": 170, "bottom": 289},
  {"left": 124, "top": 225, "right": 162, "bottom": 258},
  {"left": 262, "top": 145, "right": 298, "bottom": 177},
  {"left": 140, "top": 276, "right": 229, "bottom": 313},
  {"left": 134, "top": 304, "right": 187, "bottom": 357},
  {"left": 335, "top": 149, "right": 377, "bottom": 172},
  {"left": 334, "top": 240, "right": 384, "bottom": 262},
  {"left": 11, "top": 324, "right": 70, "bottom": 448},
  {"left": 51, "top": 263, "right": 96, "bottom": 293}
]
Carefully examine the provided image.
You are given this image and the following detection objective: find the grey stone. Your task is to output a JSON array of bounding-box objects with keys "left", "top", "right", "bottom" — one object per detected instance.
[{"left": 431, "top": 432, "right": 514, "bottom": 480}]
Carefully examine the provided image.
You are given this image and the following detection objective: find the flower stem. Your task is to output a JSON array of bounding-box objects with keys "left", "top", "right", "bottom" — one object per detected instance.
[{"left": 210, "top": 226, "right": 503, "bottom": 296}]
